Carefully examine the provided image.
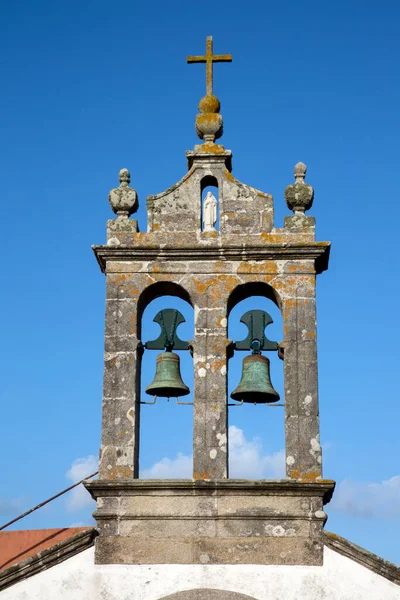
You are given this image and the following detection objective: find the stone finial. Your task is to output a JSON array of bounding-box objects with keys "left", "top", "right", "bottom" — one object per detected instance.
[
  {"left": 187, "top": 36, "right": 231, "bottom": 144},
  {"left": 294, "top": 161, "right": 307, "bottom": 183},
  {"left": 284, "top": 162, "right": 314, "bottom": 215},
  {"left": 195, "top": 94, "right": 223, "bottom": 143},
  {"left": 108, "top": 168, "right": 138, "bottom": 218}
]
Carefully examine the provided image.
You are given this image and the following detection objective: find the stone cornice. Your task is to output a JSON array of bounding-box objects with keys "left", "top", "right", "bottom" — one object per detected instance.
[
  {"left": 86, "top": 478, "right": 335, "bottom": 504},
  {"left": 324, "top": 531, "right": 400, "bottom": 586},
  {"left": 0, "top": 528, "right": 97, "bottom": 592},
  {"left": 93, "top": 243, "right": 330, "bottom": 275}
]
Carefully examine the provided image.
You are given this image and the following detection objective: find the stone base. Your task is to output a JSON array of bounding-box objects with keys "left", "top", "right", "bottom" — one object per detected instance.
[
  {"left": 86, "top": 479, "right": 335, "bottom": 566},
  {"left": 284, "top": 215, "right": 315, "bottom": 229}
]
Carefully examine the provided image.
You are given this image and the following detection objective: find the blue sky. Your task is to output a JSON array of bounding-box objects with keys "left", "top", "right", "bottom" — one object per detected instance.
[{"left": 1, "top": 0, "right": 400, "bottom": 565}]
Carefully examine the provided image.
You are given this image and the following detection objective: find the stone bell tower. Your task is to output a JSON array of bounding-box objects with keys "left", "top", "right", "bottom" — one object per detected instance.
[{"left": 86, "top": 36, "right": 334, "bottom": 566}]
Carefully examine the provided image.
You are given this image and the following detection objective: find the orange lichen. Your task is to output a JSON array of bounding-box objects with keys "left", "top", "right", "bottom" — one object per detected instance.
[
  {"left": 224, "top": 170, "right": 236, "bottom": 183},
  {"left": 288, "top": 469, "right": 321, "bottom": 482},
  {"left": 194, "top": 471, "right": 214, "bottom": 480},
  {"left": 105, "top": 466, "right": 133, "bottom": 480},
  {"left": 237, "top": 261, "right": 278, "bottom": 274},
  {"left": 210, "top": 358, "right": 226, "bottom": 373},
  {"left": 191, "top": 275, "right": 239, "bottom": 303},
  {"left": 199, "top": 142, "right": 226, "bottom": 155}
]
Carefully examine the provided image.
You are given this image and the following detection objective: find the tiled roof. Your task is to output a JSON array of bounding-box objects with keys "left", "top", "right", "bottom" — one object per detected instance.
[
  {"left": 0, "top": 527, "right": 92, "bottom": 571},
  {"left": 0, "top": 527, "right": 97, "bottom": 591}
]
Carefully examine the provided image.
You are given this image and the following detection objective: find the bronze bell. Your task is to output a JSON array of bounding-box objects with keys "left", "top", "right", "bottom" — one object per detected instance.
[
  {"left": 145, "top": 350, "right": 190, "bottom": 398},
  {"left": 231, "top": 354, "right": 280, "bottom": 404}
]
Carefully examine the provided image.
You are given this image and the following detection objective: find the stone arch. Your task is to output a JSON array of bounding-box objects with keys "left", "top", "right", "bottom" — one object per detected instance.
[
  {"left": 138, "top": 281, "right": 194, "bottom": 476},
  {"left": 227, "top": 280, "right": 282, "bottom": 315},
  {"left": 200, "top": 174, "right": 219, "bottom": 192},
  {"left": 137, "top": 280, "right": 193, "bottom": 339},
  {"left": 159, "top": 590, "right": 258, "bottom": 600},
  {"left": 226, "top": 279, "right": 284, "bottom": 466}
]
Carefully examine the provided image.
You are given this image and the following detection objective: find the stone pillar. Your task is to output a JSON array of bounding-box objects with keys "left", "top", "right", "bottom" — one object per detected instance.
[
  {"left": 283, "top": 277, "right": 322, "bottom": 479},
  {"left": 99, "top": 270, "right": 142, "bottom": 479},
  {"left": 191, "top": 285, "right": 229, "bottom": 479}
]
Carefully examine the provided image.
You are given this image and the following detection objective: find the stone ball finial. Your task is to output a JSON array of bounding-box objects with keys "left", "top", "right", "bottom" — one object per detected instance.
[
  {"left": 198, "top": 94, "right": 221, "bottom": 114},
  {"left": 118, "top": 168, "right": 130, "bottom": 184},
  {"left": 294, "top": 162, "right": 307, "bottom": 182},
  {"left": 108, "top": 168, "right": 138, "bottom": 218},
  {"left": 195, "top": 94, "right": 223, "bottom": 143},
  {"left": 284, "top": 161, "right": 314, "bottom": 215}
]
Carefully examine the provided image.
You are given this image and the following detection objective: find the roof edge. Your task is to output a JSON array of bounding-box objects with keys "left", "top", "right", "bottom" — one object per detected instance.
[
  {"left": 0, "top": 527, "right": 97, "bottom": 592},
  {"left": 324, "top": 531, "right": 400, "bottom": 586}
]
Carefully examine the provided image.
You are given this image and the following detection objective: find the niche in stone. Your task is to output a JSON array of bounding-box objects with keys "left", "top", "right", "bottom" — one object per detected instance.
[
  {"left": 139, "top": 294, "right": 194, "bottom": 478},
  {"left": 227, "top": 293, "right": 284, "bottom": 479},
  {"left": 201, "top": 176, "right": 219, "bottom": 231}
]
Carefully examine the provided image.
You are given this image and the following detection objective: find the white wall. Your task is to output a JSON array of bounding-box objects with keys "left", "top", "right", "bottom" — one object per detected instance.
[{"left": 4, "top": 546, "right": 399, "bottom": 600}]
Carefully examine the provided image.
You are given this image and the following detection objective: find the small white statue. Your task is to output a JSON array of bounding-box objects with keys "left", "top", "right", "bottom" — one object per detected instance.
[{"left": 203, "top": 191, "right": 217, "bottom": 231}]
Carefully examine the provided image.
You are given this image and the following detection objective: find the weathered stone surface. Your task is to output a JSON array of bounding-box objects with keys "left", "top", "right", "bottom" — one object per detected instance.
[
  {"left": 93, "top": 119, "right": 332, "bottom": 565},
  {"left": 107, "top": 217, "right": 138, "bottom": 246},
  {"left": 146, "top": 151, "right": 274, "bottom": 234},
  {"left": 108, "top": 168, "right": 138, "bottom": 218},
  {"left": 94, "top": 535, "right": 323, "bottom": 565},
  {"left": 86, "top": 480, "right": 334, "bottom": 565},
  {"left": 284, "top": 162, "right": 314, "bottom": 215},
  {"left": 284, "top": 215, "right": 315, "bottom": 229}
]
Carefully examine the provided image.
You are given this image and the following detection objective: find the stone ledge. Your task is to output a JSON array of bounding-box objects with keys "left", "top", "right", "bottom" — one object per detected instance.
[
  {"left": 93, "top": 243, "right": 330, "bottom": 275},
  {"left": 86, "top": 478, "right": 335, "bottom": 504},
  {"left": 0, "top": 528, "right": 97, "bottom": 592},
  {"left": 324, "top": 531, "right": 400, "bottom": 585}
]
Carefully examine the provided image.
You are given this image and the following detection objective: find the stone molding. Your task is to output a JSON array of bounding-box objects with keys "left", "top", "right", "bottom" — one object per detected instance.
[
  {"left": 186, "top": 148, "right": 232, "bottom": 170},
  {"left": 0, "top": 528, "right": 97, "bottom": 592},
  {"left": 93, "top": 243, "right": 330, "bottom": 274},
  {"left": 86, "top": 478, "right": 335, "bottom": 503},
  {"left": 324, "top": 531, "right": 400, "bottom": 586},
  {"left": 86, "top": 479, "right": 335, "bottom": 565}
]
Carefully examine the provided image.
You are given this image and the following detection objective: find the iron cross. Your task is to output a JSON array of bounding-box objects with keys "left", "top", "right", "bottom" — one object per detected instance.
[{"left": 187, "top": 36, "right": 232, "bottom": 96}]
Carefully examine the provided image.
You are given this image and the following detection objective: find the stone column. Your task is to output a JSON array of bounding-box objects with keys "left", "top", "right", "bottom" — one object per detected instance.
[
  {"left": 99, "top": 269, "right": 143, "bottom": 479},
  {"left": 283, "top": 276, "right": 322, "bottom": 480},
  {"left": 190, "top": 284, "right": 229, "bottom": 479}
]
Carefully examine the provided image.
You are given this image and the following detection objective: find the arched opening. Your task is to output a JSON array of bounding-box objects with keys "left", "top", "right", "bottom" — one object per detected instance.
[
  {"left": 228, "top": 281, "right": 281, "bottom": 314},
  {"left": 201, "top": 175, "right": 219, "bottom": 232},
  {"left": 159, "top": 591, "right": 258, "bottom": 600},
  {"left": 137, "top": 281, "right": 192, "bottom": 340},
  {"left": 227, "top": 283, "right": 284, "bottom": 479},
  {"left": 139, "top": 287, "right": 194, "bottom": 479}
]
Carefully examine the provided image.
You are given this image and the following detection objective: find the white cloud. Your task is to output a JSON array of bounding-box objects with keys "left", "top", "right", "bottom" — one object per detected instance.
[
  {"left": 229, "top": 425, "right": 285, "bottom": 478},
  {"left": 141, "top": 453, "right": 192, "bottom": 478},
  {"left": 141, "top": 426, "right": 285, "bottom": 479},
  {"left": 0, "top": 497, "right": 24, "bottom": 516},
  {"left": 331, "top": 475, "right": 400, "bottom": 520},
  {"left": 65, "top": 455, "right": 98, "bottom": 512}
]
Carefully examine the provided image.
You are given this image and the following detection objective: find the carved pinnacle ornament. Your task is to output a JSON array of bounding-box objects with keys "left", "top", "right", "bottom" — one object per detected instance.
[
  {"left": 108, "top": 168, "right": 138, "bottom": 218},
  {"left": 187, "top": 36, "right": 232, "bottom": 143},
  {"left": 284, "top": 162, "right": 314, "bottom": 215}
]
